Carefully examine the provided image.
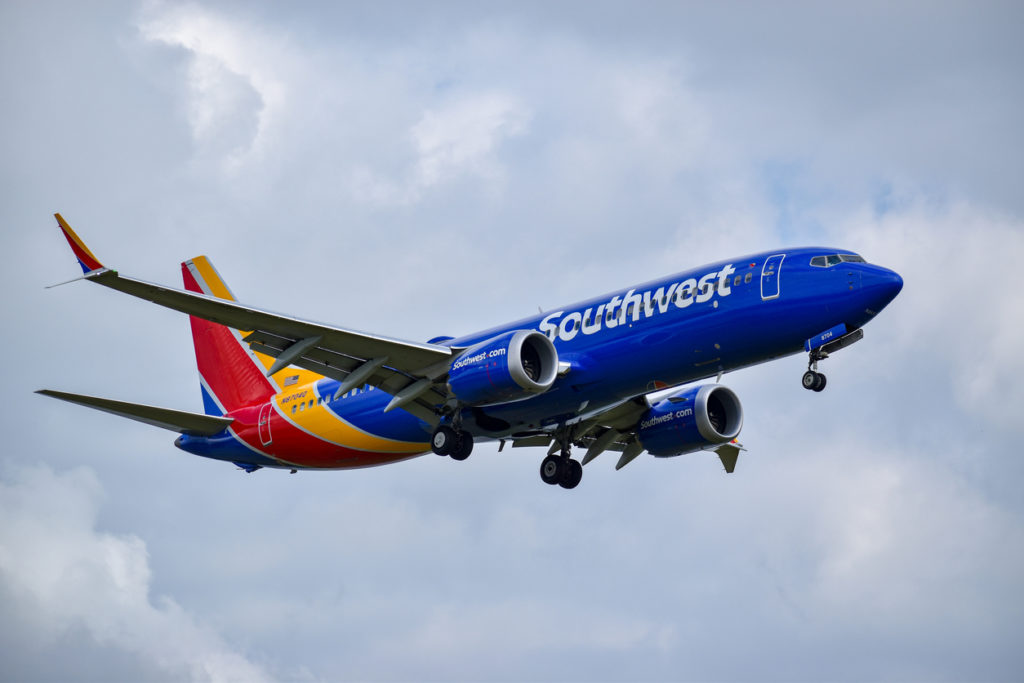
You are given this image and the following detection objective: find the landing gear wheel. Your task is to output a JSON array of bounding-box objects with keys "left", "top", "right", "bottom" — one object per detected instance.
[
  {"left": 449, "top": 434, "right": 474, "bottom": 461},
  {"left": 431, "top": 426, "right": 457, "bottom": 455},
  {"left": 812, "top": 372, "right": 827, "bottom": 392},
  {"left": 540, "top": 454, "right": 564, "bottom": 485},
  {"left": 559, "top": 459, "right": 583, "bottom": 489},
  {"left": 801, "top": 370, "right": 827, "bottom": 392}
]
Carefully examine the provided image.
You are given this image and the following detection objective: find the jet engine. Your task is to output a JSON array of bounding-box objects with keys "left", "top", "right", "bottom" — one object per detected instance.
[
  {"left": 447, "top": 330, "right": 559, "bottom": 406},
  {"left": 637, "top": 384, "right": 743, "bottom": 457}
]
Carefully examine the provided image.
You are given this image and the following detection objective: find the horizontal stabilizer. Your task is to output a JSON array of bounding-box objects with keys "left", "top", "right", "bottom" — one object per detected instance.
[{"left": 36, "top": 389, "right": 234, "bottom": 436}]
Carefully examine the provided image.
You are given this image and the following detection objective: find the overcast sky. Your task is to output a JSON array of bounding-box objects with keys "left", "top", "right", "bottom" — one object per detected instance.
[{"left": 2, "top": 1, "right": 1023, "bottom": 681}]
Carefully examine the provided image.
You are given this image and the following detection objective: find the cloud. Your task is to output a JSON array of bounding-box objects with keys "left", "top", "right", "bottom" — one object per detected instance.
[
  {"left": 0, "top": 464, "right": 273, "bottom": 683},
  {"left": 412, "top": 92, "right": 531, "bottom": 191},
  {"left": 830, "top": 198, "right": 1024, "bottom": 426},
  {"left": 351, "top": 91, "right": 531, "bottom": 205},
  {"left": 5, "top": 1, "right": 1024, "bottom": 680},
  {"left": 138, "top": 2, "right": 285, "bottom": 171}
]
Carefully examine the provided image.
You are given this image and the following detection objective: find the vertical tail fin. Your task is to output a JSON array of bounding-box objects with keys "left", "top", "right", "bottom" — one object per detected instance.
[{"left": 181, "top": 256, "right": 278, "bottom": 415}]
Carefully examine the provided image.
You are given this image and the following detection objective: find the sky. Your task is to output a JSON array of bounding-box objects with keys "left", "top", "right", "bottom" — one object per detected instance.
[{"left": 2, "top": 1, "right": 1023, "bottom": 681}]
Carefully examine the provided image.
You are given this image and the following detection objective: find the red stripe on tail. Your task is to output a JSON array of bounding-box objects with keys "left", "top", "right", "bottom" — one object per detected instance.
[{"left": 182, "top": 264, "right": 276, "bottom": 413}]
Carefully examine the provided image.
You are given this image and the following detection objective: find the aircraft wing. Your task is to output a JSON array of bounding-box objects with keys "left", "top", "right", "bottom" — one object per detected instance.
[
  {"left": 82, "top": 268, "right": 454, "bottom": 422},
  {"left": 52, "top": 215, "right": 455, "bottom": 423}
]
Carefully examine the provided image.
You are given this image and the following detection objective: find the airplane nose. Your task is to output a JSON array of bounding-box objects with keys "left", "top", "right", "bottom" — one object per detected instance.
[
  {"left": 880, "top": 268, "right": 903, "bottom": 299},
  {"left": 864, "top": 266, "right": 903, "bottom": 309}
]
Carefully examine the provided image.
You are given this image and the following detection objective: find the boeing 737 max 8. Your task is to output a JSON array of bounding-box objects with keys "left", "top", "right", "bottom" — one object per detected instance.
[{"left": 38, "top": 214, "right": 903, "bottom": 489}]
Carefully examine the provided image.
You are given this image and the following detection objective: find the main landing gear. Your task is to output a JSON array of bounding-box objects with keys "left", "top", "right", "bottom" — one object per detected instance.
[
  {"left": 538, "top": 427, "right": 584, "bottom": 490},
  {"left": 431, "top": 425, "right": 474, "bottom": 461},
  {"left": 540, "top": 453, "right": 583, "bottom": 489}
]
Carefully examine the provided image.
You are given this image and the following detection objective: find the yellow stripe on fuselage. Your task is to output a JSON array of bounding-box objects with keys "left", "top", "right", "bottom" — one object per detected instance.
[{"left": 275, "top": 383, "right": 427, "bottom": 453}]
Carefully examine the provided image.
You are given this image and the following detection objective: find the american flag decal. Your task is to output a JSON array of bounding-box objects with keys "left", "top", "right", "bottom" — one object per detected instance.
[{"left": 284, "top": 375, "right": 299, "bottom": 387}]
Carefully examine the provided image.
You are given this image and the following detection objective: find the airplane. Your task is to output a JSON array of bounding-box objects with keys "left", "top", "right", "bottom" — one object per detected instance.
[{"left": 38, "top": 214, "right": 903, "bottom": 489}]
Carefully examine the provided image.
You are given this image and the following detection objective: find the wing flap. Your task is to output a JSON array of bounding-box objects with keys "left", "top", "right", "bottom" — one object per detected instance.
[{"left": 37, "top": 390, "right": 234, "bottom": 436}]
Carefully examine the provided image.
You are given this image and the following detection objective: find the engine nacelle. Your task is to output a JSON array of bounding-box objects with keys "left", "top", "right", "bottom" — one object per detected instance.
[
  {"left": 447, "top": 330, "right": 559, "bottom": 407},
  {"left": 638, "top": 384, "right": 743, "bottom": 457}
]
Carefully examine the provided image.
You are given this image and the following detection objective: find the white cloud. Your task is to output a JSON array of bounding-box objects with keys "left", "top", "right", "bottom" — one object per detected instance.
[
  {"left": 0, "top": 464, "right": 273, "bottom": 683},
  {"left": 138, "top": 2, "right": 287, "bottom": 171},
  {"left": 412, "top": 92, "right": 531, "bottom": 191},
  {"left": 5, "top": 1, "right": 1024, "bottom": 680},
  {"left": 831, "top": 199, "right": 1024, "bottom": 425},
  {"left": 350, "top": 91, "right": 531, "bottom": 205},
  {"left": 764, "top": 434, "right": 1024, "bottom": 672}
]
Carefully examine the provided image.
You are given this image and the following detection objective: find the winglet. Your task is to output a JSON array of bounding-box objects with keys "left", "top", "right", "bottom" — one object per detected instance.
[{"left": 55, "top": 213, "right": 105, "bottom": 273}]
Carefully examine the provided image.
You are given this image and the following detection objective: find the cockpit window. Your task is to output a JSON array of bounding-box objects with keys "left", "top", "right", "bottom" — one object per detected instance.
[{"left": 811, "top": 253, "right": 866, "bottom": 268}]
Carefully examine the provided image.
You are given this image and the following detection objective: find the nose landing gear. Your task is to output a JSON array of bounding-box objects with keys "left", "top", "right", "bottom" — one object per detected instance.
[
  {"left": 801, "top": 326, "right": 865, "bottom": 392},
  {"left": 802, "top": 349, "right": 828, "bottom": 392}
]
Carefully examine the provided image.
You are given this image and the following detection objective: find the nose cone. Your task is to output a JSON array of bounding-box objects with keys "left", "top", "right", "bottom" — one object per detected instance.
[{"left": 864, "top": 265, "right": 904, "bottom": 311}]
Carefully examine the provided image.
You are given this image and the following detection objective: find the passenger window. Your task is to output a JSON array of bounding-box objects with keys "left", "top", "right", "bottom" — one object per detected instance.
[
  {"left": 744, "top": 272, "right": 752, "bottom": 284},
  {"left": 308, "top": 399, "right": 314, "bottom": 409},
  {"left": 734, "top": 276, "right": 741, "bottom": 286},
  {"left": 291, "top": 405, "right": 297, "bottom": 415},
  {"left": 299, "top": 403, "right": 304, "bottom": 412}
]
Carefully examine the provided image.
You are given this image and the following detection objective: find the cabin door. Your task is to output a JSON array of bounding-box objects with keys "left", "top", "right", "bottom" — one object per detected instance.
[{"left": 761, "top": 254, "right": 785, "bottom": 300}]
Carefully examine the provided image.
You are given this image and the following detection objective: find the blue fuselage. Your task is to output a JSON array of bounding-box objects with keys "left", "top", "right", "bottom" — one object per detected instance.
[{"left": 298, "top": 247, "right": 903, "bottom": 443}]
